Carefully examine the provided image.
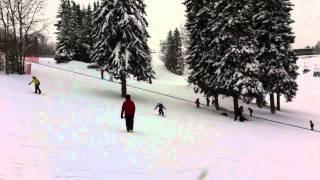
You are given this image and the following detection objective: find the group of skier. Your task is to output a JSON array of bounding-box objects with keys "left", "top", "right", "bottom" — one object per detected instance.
[{"left": 27, "top": 76, "right": 316, "bottom": 133}]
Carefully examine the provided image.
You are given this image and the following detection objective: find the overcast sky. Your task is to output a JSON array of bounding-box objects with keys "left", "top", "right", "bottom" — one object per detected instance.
[{"left": 44, "top": 0, "right": 320, "bottom": 50}]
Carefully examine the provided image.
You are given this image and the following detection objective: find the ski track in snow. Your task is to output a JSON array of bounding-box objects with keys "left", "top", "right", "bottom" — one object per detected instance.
[{"left": 0, "top": 55, "right": 320, "bottom": 179}]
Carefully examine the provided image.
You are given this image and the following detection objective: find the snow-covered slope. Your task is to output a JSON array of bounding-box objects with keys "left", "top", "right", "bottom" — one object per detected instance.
[{"left": 0, "top": 55, "right": 319, "bottom": 179}]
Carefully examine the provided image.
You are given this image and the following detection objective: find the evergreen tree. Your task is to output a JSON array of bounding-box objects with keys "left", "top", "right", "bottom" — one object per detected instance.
[
  {"left": 78, "top": 5, "right": 93, "bottom": 62},
  {"left": 164, "top": 30, "right": 176, "bottom": 72},
  {"left": 159, "top": 40, "right": 167, "bottom": 62},
  {"left": 55, "top": 0, "right": 75, "bottom": 63},
  {"left": 253, "top": 0, "right": 298, "bottom": 113},
  {"left": 90, "top": 0, "right": 112, "bottom": 69},
  {"left": 184, "top": 0, "right": 220, "bottom": 110},
  {"left": 92, "top": 0, "right": 155, "bottom": 97},
  {"left": 55, "top": 0, "right": 93, "bottom": 63},
  {"left": 173, "top": 28, "right": 184, "bottom": 75},
  {"left": 160, "top": 28, "right": 185, "bottom": 75},
  {"left": 205, "top": 0, "right": 264, "bottom": 113},
  {"left": 70, "top": 2, "right": 83, "bottom": 61}
]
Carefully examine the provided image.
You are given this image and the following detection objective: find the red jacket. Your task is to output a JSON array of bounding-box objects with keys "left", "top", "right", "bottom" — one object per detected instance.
[{"left": 122, "top": 100, "right": 136, "bottom": 117}]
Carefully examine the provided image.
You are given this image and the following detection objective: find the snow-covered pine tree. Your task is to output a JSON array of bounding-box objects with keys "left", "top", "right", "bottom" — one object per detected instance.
[
  {"left": 184, "top": 0, "right": 220, "bottom": 110},
  {"left": 252, "top": 0, "right": 298, "bottom": 113},
  {"left": 92, "top": 0, "right": 155, "bottom": 97},
  {"left": 90, "top": 0, "right": 112, "bottom": 69},
  {"left": 164, "top": 30, "right": 177, "bottom": 73},
  {"left": 159, "top": 40, "right": 167, "bottom": 62},
  {"left": 93, "top": 0, "right": 100, "bottom": 11},
  {"left": 78, "top": 5, "right": 93, "bottom": 63},
  {"left": 55, "top": 0, "right": 75, "bottom": 63},
  {"left": 70, "top": 2, "right": 84, "bottom": 62},
  {"left": 161, "top": 29, "right": 184, "bottom": 75},
  {"left": 173, "top": 28, "right": 184, "bottom": 75},
  {"left": 207, "top": 0, "right": 264, "bottom": 113}
]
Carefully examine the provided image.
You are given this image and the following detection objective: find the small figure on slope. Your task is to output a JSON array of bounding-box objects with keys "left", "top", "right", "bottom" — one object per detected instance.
[
  {"left": 100, "top": 69, "right": 104, "bottom": 79},
  {"left": 234, "top": 106, "right": 245, "bottom": 122},
  {"left": 28, "top": 76, "right": 41, "bottom": 94},
  {"left": 121, "top": 95, "right": 136, "bottom": 133},
  {"left": 154, "top": 102, "right": 166, "bottom": 116},
  {"left": 212, "top": 98, "right": 215, "bottom": 105},
  {"left": 206, "top": 97, "right": 210, "bottom": 106},
  {"left": 248, "top": 107, "right": 253, "bottom": 117},
  {"left": 195, "top": 98, "right": 200, "bottom": 108},
  {"left": 310, "top": 120, "right": 314, "bottom": 131}
]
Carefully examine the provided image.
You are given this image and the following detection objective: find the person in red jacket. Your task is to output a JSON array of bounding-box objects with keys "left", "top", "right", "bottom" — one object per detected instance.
[{"left": 121, "top": 95, "right": 136, "bottom": 133}]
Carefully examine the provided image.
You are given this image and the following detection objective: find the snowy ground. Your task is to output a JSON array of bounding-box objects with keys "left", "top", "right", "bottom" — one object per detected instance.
[{"left": 0, "top": 55, "right": 320, "bottom": 179}]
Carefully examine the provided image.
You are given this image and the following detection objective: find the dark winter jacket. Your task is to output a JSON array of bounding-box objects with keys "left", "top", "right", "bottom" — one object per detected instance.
[
  {"left": 155, "top": 103, "right": 166, "bottom": 110},
  {"left": 195, "top": 99, "right": 200, "bottom": 104},
  {"left": 122, "top": 100, "right": 136, "bottom": 117}
]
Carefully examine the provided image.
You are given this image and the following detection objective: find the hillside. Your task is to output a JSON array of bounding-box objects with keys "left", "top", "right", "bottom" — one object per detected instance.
[{"left": 0, "top": 55, "right": 319, "bottom": 179}]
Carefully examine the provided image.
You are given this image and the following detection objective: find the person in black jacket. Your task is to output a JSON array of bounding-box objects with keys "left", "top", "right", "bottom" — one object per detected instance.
[
  {"left": 234, "top": 106, "right": 244, "bottom": 122},
  {"left": 310, "top": 120, "right": 314, "bottom": 131},
  {"left": 195, "top": 98, "right": 200, "bottom": 108},
  {"left": 248, "top": 107, "right": 253, "bottom": 117},
  {"left": 155, "top": 102, "right": 166, "bottom": 116},
  {"left": 206, "top": 97, "right": 210, "bottom": 106}
]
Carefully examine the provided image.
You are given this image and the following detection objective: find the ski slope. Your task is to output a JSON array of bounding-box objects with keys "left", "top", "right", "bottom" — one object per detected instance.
[{"left": 0, "top": 55, "right": 320, "bottom": 179}]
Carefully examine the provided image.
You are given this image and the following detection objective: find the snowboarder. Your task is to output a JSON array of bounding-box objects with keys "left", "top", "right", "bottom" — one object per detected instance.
[
  {"left": 248, "top": 107, "right": 253, "bottom": 117},
  {"left": 100, "top": 69, "right": 104, "bottom": 79},
  {"left": 234, "top": 106, "right": 244, "bottom": 122},
  {"left": 195, "top": 98, "right": 200, "bottom": 108},
  {"left": 121, "top": 95, "right": 136, "bottom": 133},
  {"left": 28, "top": 76, "right": 41, "bottom": 94},
  {"left": 206, "top": 97, "right": 210, "bottom": 106},
  {"left": 154, "top": 102, "right": 166, "bottom": 116},
  {"left": 310, "top": 120, "right": 314, "bottom": 131}
]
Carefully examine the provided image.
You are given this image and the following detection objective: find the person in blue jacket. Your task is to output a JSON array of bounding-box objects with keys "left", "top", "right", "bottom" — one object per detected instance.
[{"left": 155, "top": 102, "right": 166, "bottom": 116}]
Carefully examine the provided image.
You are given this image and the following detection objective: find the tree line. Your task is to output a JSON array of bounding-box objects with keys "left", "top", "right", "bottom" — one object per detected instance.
[
  {"left": 56, "top": 0, "right": 154, "bottom": 97},
  {"left": 55, "top": 0, "right": 98, "bottom": 63},
  {"left": 55, "top": 0, "right": 299, "bottom": 114},
  {"left": 184, "top": 0, "right": 298, "bottom": 114}
]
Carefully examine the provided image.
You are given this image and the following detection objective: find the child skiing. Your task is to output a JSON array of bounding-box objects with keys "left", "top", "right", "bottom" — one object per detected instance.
[
  {"left": 155, "top": 102, "right": 166, "bottom": 116},
  {"left": 28, "top": 76, "right": 41, "bottom": 94}
]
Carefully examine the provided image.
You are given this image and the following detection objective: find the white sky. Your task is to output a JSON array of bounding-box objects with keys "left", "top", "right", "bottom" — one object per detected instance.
[{"left": 43, "top": 0, "right": 320, "bottom": 50}]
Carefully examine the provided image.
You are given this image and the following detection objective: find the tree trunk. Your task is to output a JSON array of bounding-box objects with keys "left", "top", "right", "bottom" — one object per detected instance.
[
  {"left": 18, "top": 3, "right": 24, "bottom": 74},
  {"left": 214, "top": 93, "right": 220, "bottom": 110},
  {"left": 233, "top": 95, "right": 239, "bottom": 114},
  {"left": 276, "top": 92, "right": 281, "bottom": 111},
  {"left": 121, "top": 74, "right": 127, "bottom": 97},
  {"left": 5, "top": 17, "right": 9, "bottom": 75},
  {"left": 270, "top": 93, "right": 276, "bottom": 114}
]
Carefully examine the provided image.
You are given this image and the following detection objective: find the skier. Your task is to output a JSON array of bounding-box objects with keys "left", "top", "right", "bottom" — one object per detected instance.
[
  {"left": 195, "top": 98, "right": 200, "bottom": 108},
  {"left": 234, "top": 106, "right": 244, "bottom": 122},
  {"left": 310, "top": 120, "right": 314, "bottom": 131},
  {"left": 28, "top": 76, "right": 41, "bottom": 94},
  {"left": 154, "top": 102, "right": 166, "bottom": 116},
  {"left": 248, "top": 107, "right": 253, "bottom": 117},
  {"left": 121, "top": 95, "right": 136, "bottom": 133},
  {"left": 206, "top": 97, "right": 210, "bottom": 106}
]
